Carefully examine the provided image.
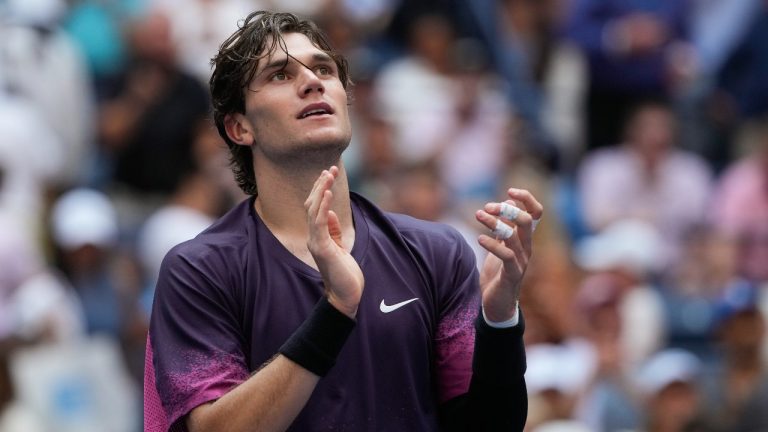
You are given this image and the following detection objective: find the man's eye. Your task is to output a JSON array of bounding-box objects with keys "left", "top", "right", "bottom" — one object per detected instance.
[
  {"left": 271, "top": 71, "right": 288, "bottom": 81},
  {"left": 316, "top": 66, "right": 331, "bottom": 76}
]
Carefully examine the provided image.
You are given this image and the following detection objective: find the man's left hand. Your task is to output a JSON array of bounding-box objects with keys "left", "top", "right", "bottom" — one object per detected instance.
[{"left": 474, "top": 188, "right": 543, "bottom": 322}]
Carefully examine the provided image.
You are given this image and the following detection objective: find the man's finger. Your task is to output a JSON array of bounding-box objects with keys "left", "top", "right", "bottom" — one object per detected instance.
[
  {"left": 476, "top": 210, "right": 510, "bottom": 234},
  {"left": 307, "top": 170, "right": 334, "bottom": 220},
  {"left": 305, "top": 169, "right": 327, "bottom": 210},
  {"left": 499, "top": 201, "right": 540, "bottom": 235},
  {"left": 327, "top": 210, "right": 343, "bottom": 248},
  {"left": 499, "top": 202, "right": 521, "bottom": 222},
  {"left": 477, "top": 207, "right": 533, "bottom": 257},
  {"left": 314, "top": 190, "right": 333, "bottom": 228},
  {"left": 506, "top": 188, "right": 544, "bottom": 220},
  {"left": 478, "top": 234, "right": 520, "bottom": 268},
  {"left": 492, "top": 219, "right": 514, "bottom": 240}
]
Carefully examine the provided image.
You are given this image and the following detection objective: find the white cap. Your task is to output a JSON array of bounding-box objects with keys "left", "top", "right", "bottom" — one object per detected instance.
[
  {"left": 574, "top": 219, "right": 664, "bottom": 276},
  {"left": 525, "top": 341, "right": 596, "bottom": 396},
  {"left": 137, "top": 205, "right": 213, "bottom": 280},
  {"left": 635, "top": 349, "right": 701, "bottom": 396},
  {"left": 50, "top": 189, "right": 118, "bottom": 250}
]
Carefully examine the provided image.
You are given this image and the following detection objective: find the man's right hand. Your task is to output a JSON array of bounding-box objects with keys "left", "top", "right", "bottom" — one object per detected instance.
[{"left": 305, "top": 166, "right": 364, "bottom": 318}]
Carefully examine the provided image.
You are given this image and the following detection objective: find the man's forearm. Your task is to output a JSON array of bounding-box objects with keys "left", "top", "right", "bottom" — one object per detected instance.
[
  {"left": 187, "top": 355, "right": 319, "bottom": 432},
  {"left": 439, "top": 312, "right": 528, "bottom": 432},
  {"left": 186, "top": 297, "right": 356, "bottom": 432}
]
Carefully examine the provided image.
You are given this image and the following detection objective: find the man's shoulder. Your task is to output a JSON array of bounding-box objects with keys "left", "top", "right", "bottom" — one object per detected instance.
[
  {"left": 352, "top": 193, "right": 469, "bottom": 255},
  {"left": 386, "top": 211, "right": 464, "bottom": 244},
  {"left": 163, "top": 198, "right": 253, "bottom": 267}
]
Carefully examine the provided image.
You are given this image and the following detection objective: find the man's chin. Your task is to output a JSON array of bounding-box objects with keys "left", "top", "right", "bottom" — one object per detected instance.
[{"left": 269, "top": 138, "right": 350, "bottom": 168}]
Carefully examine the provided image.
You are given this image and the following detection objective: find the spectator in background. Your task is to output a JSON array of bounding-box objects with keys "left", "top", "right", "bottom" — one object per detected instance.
[
  {"left": 660, "top": 224, "right": 739, "bottom": 361},
  {"left": 0, "top": 0, "right": 96, "bottom": 187},
  {"left": 373, "top": 10, "right": 514, "bottom": 204},
  {"left": 50, "top": 188, "right": 148, "bottom": 385},
  {"left": 634, "top": 349, "right": 702, "bottom": 432},
  {"left": 0, "top": 92, "right": 64, "bottom": 243},
  {"left": 467, "top": 0, "right": 585, "bottom": 170},
  {"left": 715, "top": 1, "right": 768, "bottom": 124},
  {"left": 568, "top": 221, "right": 671, "bottom": 431},
  {"left": 574, "top": 220, "right": 667, "bottom": 368},
  {"left": 152, "top": 0, "right": 257, "bottom": 85},
  {"left": 577, "top": 101, "right": 712, "bottom": 263},
  {"left": 571, "top": 273, "right": 641, "bottom": 432},
  {"left": 711, "top": 118, "right": 768, "bottom": 283},
  {"left": 50, "top": 189, "right": 125, "bottom": 338},
  {"left": 524, "top": 343, "right": 595, "bottom": 432},
  {"left": 689, "top": 0, "right": 768, "bottom": 173},
  {"left": 678, "top": 0, "right": 762, "bottom": 170},
  {"left": 350, "top": 116, "right": 398, "bottom": 204},
  {"left": 694, "top": 280, "right": 768, "bottom": 431},
  {"left": 98, "top": 10, "right": 209, "bottom": 231},
  {"left": 0, "top": 212, "right": 84, "bottom": 346},
  {"left": 0, "top": 213, "right": 84, "bottom": 432},
  {"left": 565, "top": 0, "right": 692, "bottom": 150}
]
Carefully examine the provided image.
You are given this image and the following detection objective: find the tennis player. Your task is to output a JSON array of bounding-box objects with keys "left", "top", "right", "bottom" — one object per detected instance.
[{"left": 144, "top": 11, "right": 542, "bottom": 432}]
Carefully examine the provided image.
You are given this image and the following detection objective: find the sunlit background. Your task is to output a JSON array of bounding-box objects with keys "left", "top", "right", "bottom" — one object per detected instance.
[{"left": 0, "top": 0, "right": 767, "bottom": 431}]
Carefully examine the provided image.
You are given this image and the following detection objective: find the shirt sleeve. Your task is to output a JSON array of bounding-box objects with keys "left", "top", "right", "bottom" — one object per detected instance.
[
  {"left": 434, "top": 228, "right": 482, "bottom": 403},
  {"left": 434, "top": 228, "right": 529, "bottom": 432},
  {"left": 146, "top": 245, "right": 250, "bottom": 431}
]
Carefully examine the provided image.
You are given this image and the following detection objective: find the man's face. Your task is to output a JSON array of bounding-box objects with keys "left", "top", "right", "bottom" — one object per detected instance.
[
  {"left": 239, "top": 32, "right": 351, "bottom": 166},
  {"left": 628, "top": 107, "right": 674, "bottom": 158}
]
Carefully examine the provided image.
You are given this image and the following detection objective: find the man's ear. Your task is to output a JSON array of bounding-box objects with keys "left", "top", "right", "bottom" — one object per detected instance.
[{"left": 224, "top": 113, "right": 255, "bottom": 146}]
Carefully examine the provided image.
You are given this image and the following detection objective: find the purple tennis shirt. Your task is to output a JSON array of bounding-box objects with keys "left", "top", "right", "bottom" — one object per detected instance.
[{"left": 144, "top": 193, "right": 480, "bottom": 431}]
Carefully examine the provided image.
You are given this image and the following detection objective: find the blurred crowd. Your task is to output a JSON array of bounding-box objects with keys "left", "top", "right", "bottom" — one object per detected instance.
[{"left": 0, "top": 0, "right": 767, "bottom": 431}]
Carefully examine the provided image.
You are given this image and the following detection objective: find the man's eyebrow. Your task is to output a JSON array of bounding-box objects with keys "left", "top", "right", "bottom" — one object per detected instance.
[
  {"left": 309, "top": 52, "right": 334, "bottom": 63},
  {"left": 258, "top": 57, "right": 290, "bottom": 75},
  {"left": 259, "top": 52, "right": 335, "bottom": 76}
]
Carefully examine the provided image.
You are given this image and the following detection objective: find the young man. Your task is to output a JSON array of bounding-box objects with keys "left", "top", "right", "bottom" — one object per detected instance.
[{"left": 144, "top": 11, "right": 542, "bottom": 432}]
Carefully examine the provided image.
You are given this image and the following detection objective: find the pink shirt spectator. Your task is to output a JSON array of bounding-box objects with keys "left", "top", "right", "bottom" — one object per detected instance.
[
  {"left": 711, "top": 156, "right": 768, "bottom": 281},
  {"left": 578, "top": 147, "right": 712, "bottom": 261}
]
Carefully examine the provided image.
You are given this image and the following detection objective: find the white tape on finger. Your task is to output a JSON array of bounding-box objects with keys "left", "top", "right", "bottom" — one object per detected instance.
[
  {"left": 492, "top": 219, "right": 514, "bottom": 240},
  {"left": 499, "top": 202, "right": 521, "bottom": 221}
]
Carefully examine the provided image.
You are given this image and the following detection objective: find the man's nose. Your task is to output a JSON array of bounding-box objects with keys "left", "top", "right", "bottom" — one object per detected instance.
[{"left": 299, "top": 69, "right": 324, "bottom": 95}]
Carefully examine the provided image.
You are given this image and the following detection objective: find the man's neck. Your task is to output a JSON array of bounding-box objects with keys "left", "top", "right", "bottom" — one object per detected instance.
[{"left": 253, "top": 159, "right": 355, "bottom": 255}]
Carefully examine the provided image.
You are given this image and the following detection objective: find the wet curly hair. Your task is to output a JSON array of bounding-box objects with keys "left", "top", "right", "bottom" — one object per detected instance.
[{"left": 209, "top": 11, "right": 351, "bottom": 195}]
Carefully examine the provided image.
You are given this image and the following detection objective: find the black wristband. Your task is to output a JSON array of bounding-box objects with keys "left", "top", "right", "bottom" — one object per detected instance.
[
  {"left": 472, "top": 309, "right": 526, "bottom": 386},
  {"left": 279, "top": 297, "right": 356, "bottom": 377}
]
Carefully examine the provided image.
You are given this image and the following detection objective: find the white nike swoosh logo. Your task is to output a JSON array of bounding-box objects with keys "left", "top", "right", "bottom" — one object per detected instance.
[{"left": 379, "top": 298, "right": 419, "bottom": 313}]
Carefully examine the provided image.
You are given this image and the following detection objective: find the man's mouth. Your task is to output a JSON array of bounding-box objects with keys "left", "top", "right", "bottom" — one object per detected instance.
[{"left": 298, "top": 103, "right": 334, "bottom": 119}]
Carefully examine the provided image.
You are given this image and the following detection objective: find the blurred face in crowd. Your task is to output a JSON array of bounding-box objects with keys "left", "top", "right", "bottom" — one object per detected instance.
[
  {"left": 129, "top": 12, "right": 176, "bottom": 66},
  {"left": 648, "top": 381, "right": 700, "bottom": 431},
  {"left": 227, "top": 33, "right": 352, "bottom": 168},
  {"left": 390, "top": 166, "right": 446, "bottom": 221},
  {"left": 720, "top": 310, "right": 766, "bottom": 356},
  {"left": 410, "top": 14, "right": 455, "bottom": 71},
  {"left": 361, "top": 118, "right": 396, "bottom": 177},
  {"left": 626, "top": 105, "right": 675, "bottom": 165}
]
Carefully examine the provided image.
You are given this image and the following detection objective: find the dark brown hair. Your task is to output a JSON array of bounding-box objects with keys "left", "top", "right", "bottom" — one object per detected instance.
[{"left": 209, "top": 11, "right": 351, "bottom": 195}]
